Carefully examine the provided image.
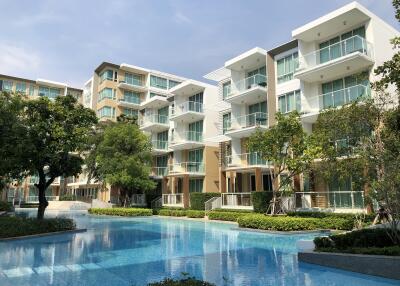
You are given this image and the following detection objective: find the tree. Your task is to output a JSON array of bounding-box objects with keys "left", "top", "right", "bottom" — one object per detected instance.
[
  {"left": 248, "top": 112, "right": 315, "bottom": 214},
  {"left": 86, "top": 117, "right": 156, "bottom": 206},
  {"left": 0, "top": 92, "right": 98, "bottom": 219}
]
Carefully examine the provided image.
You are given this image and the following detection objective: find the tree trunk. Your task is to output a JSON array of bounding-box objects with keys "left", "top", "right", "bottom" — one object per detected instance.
[{"left": 37, "top": 184, "right": 48, "bottom": 220}]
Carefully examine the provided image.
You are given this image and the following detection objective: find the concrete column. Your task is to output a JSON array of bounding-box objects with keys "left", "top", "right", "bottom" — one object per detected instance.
[
  {"left": 219, "top": 171, "right": 226, "bottom": 193},
  {"left": 183, "top": 175, "right": 190, "bottom": 208},
  {"left": 255, "top": 168, "right": 262, "bottom": 191},
  {"left": 162, "top": 177, "right": 168, "bottom": 194},
  {"left": 229, "top": 171, "right": 235, "bottom": 193},
  {"left": 267, "top": 53, "right": 277, "bottom": 127}
]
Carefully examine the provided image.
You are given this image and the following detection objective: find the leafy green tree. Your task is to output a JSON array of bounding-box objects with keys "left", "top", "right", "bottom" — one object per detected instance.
[
  {"left": 86, "top": 117, "right": 156, "bottom": 206},
  {"left": 248, "top": 112, "right": 315, "bottom": 214},
  {"left": 0, "top": 92, "right": 98, "bottom": 219}
]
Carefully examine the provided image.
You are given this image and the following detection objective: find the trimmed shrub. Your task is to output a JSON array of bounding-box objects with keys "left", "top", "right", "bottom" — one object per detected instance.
[
  {"left": 0, "top": 201, "right": 13, "bottom": 212},
  {"left": 88, "top": 207, "right": 152, "bottom": 217},
  {"left": 0, "top": 217, "right": 75, "bottom": 238},
  {"left": 190, "top": 193, "right": 220, "bottom": 210},
  {"left": 207, "top": 211, "right": 250, "bottom": 222},
  {"left": 251, "top": 192, "right": 273, "bottom": 213},
  {"left": 148, "top": 277, "right": 215, "bottom": 286},
  {"left": 158, "top": 208, "right": 187, "bottom": 217},
  {"left": 186, "top": 210, "right": 205, "bottom": 218},
  {"left": 212, "top": 209, "right": 253, "bottom": 213},
  {"left": 287, "top": 211, "right": 376, "bottom": 222}
]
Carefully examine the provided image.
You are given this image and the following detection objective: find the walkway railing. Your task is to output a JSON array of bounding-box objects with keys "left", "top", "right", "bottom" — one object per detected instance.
[{"left": 205, "top": 196, "right": 222, "bottom": 211}]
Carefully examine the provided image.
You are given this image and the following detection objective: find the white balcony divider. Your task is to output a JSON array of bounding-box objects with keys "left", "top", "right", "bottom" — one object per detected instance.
[
  {"left": 162, "top": 193, "right": 184, "bottom": 206},
  {"left": 229, "top": 112, "right": 268, "bottom": 130},
  {"left": 228, "top": 74, "right": 267, "bottom": 98},
  {"left": 293, "top": 191, "right": 365, "bottom": 210},
  {"left": 221, "top": 193, "right": 253, "bottom": 208},
  {"left": 130, "top": 194, "right": 146, "bottom": 206},
  {"left": 297, "top": 35, "right": 373, "bottom": 71},
  {"left": 152, "top": 140, "right": 168, "bottom": 150},
  {"left": 171, "top": 101, "right": 203, "bottom": 116},
  {"left": 225, "top": 152, "right": 270, "bottom": 167},
  {"left": 152, "top": 167, "right": 168, "bottom": 177},
  {"left": 168, "top": 162, "right": 205, "bottom": 174}
]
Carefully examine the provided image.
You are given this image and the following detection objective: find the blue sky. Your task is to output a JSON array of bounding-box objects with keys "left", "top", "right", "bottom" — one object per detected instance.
[{"left": 0, "top": 0, "right": 398, "bottom": 87}]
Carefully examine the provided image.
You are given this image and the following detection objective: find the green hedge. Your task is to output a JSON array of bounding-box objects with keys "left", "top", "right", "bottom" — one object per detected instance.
[
  {"left": 186, "top": 210, "right": 205, "bottom": 218},
  {"left": 189, "top": 193, "right": 220, "bottom": 210},
  {"left": 158, "top": 208, "right": 187, "bottom": 217},
  {"left": 0, "top": 217, "right": 75, "bottom": 238},
  {"left": 0, "top": 201, "right": 13, "bottom": 212},
  {"left": 207, "top": 211, "right": 250, "bottom": 222},
  {"left": 237, "top": 214, "right": 355, "bottom": 231},
  {"left": 287, "top": 211, "right": 376, "bottom": 222},
  {"left": 148, "top": 277, "right": 215, "bottom": 286},
  {"left": 88, "top": 207, "right": 152, "bottom": 217},
  {"left": 251, "top": 192, "right": 273, "bottom": 213}
]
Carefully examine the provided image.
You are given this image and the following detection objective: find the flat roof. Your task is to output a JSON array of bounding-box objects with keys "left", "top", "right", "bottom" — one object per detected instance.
[{"left": 268, "top": 40, "right": 298, "bottom": 56}]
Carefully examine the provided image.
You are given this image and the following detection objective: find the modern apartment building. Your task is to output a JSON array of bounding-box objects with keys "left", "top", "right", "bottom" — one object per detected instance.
[
  {"left": 0, "top": 74, "right": 83, "bottom": 204},
  {"left": 205, "top": 1, "right": 399, "bottom": 212}
]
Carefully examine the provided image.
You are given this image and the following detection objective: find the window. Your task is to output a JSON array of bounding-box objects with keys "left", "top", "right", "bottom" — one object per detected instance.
[
  {"left": 122, "top": 108, "right": 138, "bottom": 117},
  {"left": 39, "top": 86, "right": 61, "bottom": 99},
  {"left": 277, "top": 52, "right": 298, "bottom": 84},
  {"left": 188, "top": 92, "right": 203, "bottom": 112},
  {"left": 16, "top": 82, "right": 26, "bottom": 94},
  {"left": 168, "top": 80, "right": 181, "bottom": 89},
  {"left": 248, "top": 101, "right": 267, "bottom": 126},
  {"left": 328, "top": 176, "right": 363, "bottom": 208},
  {"left": 222, "top": 81, "right": 231, "bottom": 99},
  {"left": 247, "top": 66, "right": 266, "bottom": 77},
  {"left": 100, "top": 69, "right": 114, "bottom": 83},
  {"left": 3, "top": 80, "right": 13, "bottom": 91},
  {"left": 157, "top": 106, "right": 169, "bottom": 123},
  {"left": 98, "top": 88, "right": 115, "bottom": 101},
  {"left": 157, "top": 131, "right": 168, "bottom": 142},
  {"left": 150, "top": 75, "right": 168, "bottom": 89},
  {"left": 125, "top": 73, "right": 143, "bottom": 86},
  {"left": 188, "top": 149, "right": 203, "bottom": 173},
  {"left": 29, "top": 84, "right": 35, "bottom": 97},
  {"left": 321, "top": 72, "right": 369, "bottom": 109},
  {"left": 156, "top": 155, "right": 168, "bottom": 176},
  {"left": 122, "top": 90, "right": 140, "bottom": 104},
  {"left": 189, "top": 179, "right": 203, "bottom": 193},
  {"left": 98, "top": 106, "right": 115, "bottom": 118},
  {"left": 188, "top": 120, "right": 203, "bottom": 141},
  {"left": 222, "top": 113, "right": 231, "bottom": 134},
  {"left": 278, "top": 90, "right": 301, "bottom": 113}
]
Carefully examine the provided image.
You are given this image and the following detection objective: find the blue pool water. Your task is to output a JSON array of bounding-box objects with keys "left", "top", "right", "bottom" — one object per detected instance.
[{"left": 0, "top": 210, "right": 398, "bottom": 286}]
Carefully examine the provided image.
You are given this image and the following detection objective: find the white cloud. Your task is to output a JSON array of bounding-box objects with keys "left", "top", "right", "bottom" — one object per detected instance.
[
  {"left": 0, "top": 44, "right": 41, "bottom": 76},
  {"left": 174, "top": 11, "right": 192, "bottom": 24}
]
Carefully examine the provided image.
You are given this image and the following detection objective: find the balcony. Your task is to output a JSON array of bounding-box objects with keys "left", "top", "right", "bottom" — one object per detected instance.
[
  {"left": 140, "top": 94, "right": 169, "bottom": 109},
  {"left": 221, "top": 193, "right": 253, "bottom": 210},
  {"left": 139, "top": 114, "right": 169, "bottom": 132},
  {"left": 169, "top": 101, "right": 204, "bottom": 124},
  {"left": 152, "top": 140, "right": 169, "bottom": 154},
  {"left": 169, "top": 131, "right": 204, "bottom": 150},
  {"left": 118, "top": 96, "right": 141, "bottom": 108},
  {"left": 225, "top": 152, "right": 271, "bottom": 170},
  {"left": 301, "top": 84, "right": 370, "bottom": 123},
  {"left": 295, "top": 35, "right": 374, "bottom": 83},
  {"left": 225, "top": 74, "right": 267, "bottom": 105},
  {"left": 150, "top": 167, "right": 168, "bottom": 178},
  {"left": 168, "top": 162, "right": 205, "bottom": 176},
  {"left": 162, "top": 194, "right": 184, "bottom": 207},
  {"left": 117, "top": 80, "right": 147, "bottom": 93},
  {"left": 225, "top": 112, "right": 268, "bottom": 138}
]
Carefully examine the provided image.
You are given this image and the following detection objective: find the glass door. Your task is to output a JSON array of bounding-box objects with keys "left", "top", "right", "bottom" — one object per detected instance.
[{"left": 188, "top": 148, "right": 203, "bottom": 173}]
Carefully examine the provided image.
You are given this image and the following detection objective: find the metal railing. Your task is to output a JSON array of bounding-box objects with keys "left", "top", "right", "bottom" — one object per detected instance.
[
  {"left": 205, "top": 196, "right": 222, "bottom": 211},
  {"left": 151, "top": 197, "right": 162, "bottom": 209},
  {"left": 152, "top": 140, "right": 169, "bottom": 150},
  {"left": 162, "top": 194, "right": 184, "bottom": 206},
  {"left": 168, "top": 162, "right": 205, "bottom": 174},
  {"left": 151, "top": 167, "right": 168, "bottom": 177},
  {"left": 170, "top": 101, "right": 203, "bottom": 117},
  {"left": 140, "top": 114, "right": 169, "bottom": 126},
  {"left": 225, "top": 152, "right": 269, "bottom": 167},
  {"left": 227, "top": 74, "right": 267, "bottom": 98},
  {"left": 221, "top": 192, "right": 253, "bottom": 208},
  {"left": 131, "top": 194, "right": 146, "bottom": 206},
  {"left": 228, "top": 112, "right": 268, "bottom": 130},
  {"left": 293, "top": 191, "right": 365, "bottom": 210},
  {"left": 297, "top": 35, "right": 373, "bottom": 71}
]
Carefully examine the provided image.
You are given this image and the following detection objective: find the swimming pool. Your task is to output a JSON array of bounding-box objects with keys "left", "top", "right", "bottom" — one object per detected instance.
[{"left": 0, "top": 210, "right": 398, "bottom": 286}]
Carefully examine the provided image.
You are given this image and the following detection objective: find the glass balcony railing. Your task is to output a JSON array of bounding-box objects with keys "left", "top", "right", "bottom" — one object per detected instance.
[
  {"left": 170, "top": 101, "right": 203, "bottom": 117},
  {"left": 297, "top": 35, "right": 373, "bottom": 71},
  {"left": 294, "top": 191, "right": 364, "bottom": 209},
  {"left": 152, "top": 140, "right": 168, "bottom": 150},
  {"left": 227, "top": 74, "right": 267, "bottom": 98},
  {"left": 228, "top": 112, "right": 268, "bottom": 130},
  {"left": 168, "top": 162, "right": 205, "bottom": 174},
  {"left": 152, "top": 167, "right": 168, "bottom": 177},
  {"left": 120, "top": 78, "right": 144, "bottom": 87},
  {"left": 140, "top": 114, "right": 169, "bottom": 126},
  {"left": 119, "top": 96, "right": 141, "bottom": 105},
  {"left": 162, "top": 194, "right": 183, "bottom": 206},
  {"left": 225, "top": 152, "right": 269, "bottom": 167}
]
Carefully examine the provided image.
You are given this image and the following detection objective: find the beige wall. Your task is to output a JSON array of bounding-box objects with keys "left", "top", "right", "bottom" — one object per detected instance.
[{"left": 204, "top": 146, "right": 219, "bottom": 193}]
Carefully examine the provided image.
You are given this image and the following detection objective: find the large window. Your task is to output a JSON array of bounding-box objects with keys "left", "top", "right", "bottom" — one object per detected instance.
[
  {"left": 189, "top": 179, "right": 203, "bottom": 193},
  {"left": 222, "top": 81, "right": 231, "bottom": 99},
  {"left": 157, "top": 106, "right": 169, "bottom": 123},
  {"left": 168, "top": 80, "right": 181, "bottom": 89},
  {"left": 100, "top": 69, "right": 114, "bottom": 83},
  {"left": 188, "top": 149, "right": 203, "bottom": 173},
  {"left": 3, "top": 80, "right": 13, "bottom": 91},
  {"left": 150, "top": 75, "right": 168, "bottom": 89},
  {"left": 248, "top": 101, "right": 267, "bottom": 126},
  {"left": 188, "top": 120, "right": 203, "bottom": 141},
  {"left": 16, "top": 82, "right": 26, "bottom": 94},
  {"left": 39, "top": 86, "right": 61, "bottom": 99},
  {"left": 98, "top": 106, "right": 115, "bottom": 118},
  {"left": 122, "top": 90, "right": 141, "bottom": 104},
  {"left": 98, "top": 88, "right": 115, "bottom": 101},
  {"left": 222, "top": 113, "right": 231, "bottom": 134},
  {"left": 122, "top": 108, "right": 138, "bottom": 117},
  {"left": 277, "top": 52, "right": 298, "bottom": 84},
  {"left": 125, "top": 73, "right": 143, "bottom": 86},
  {"left": 321, "top": 73, "right": 369, "bottom": 110},
  {"left": 328, "top": 177, "right": 363, "bottom": 208},
  {"left": 247, "top": 66, "right": 266, "bottom": 77},
  {"left": 278, "top": 90, "right": 301, "bottom": 113},
  {"left": 29, "top": 84, "right": 35, "bottom": 97}
]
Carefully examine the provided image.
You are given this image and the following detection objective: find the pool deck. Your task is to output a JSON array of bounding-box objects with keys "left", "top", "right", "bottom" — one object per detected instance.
[{"left": 0, "top": 229, "right": 87, "bottom": 242}]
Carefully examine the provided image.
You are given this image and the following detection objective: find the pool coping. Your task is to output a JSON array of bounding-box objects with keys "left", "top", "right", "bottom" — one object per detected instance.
[
  {"left": 298, "top": 250, "right": 400, "bottom": 280},
  {"left": 236, "top": 227, "right": 331, "bottom": 235},
  {"left": 0, "top": 228, "right": 87, "bottom": 242}
]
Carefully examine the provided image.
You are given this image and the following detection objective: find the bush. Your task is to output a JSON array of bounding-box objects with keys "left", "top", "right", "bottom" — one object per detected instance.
[
  {"left": 148, "top": 277, "right": 215, "bottom": 286},
  {"left": 189, "top": 193, "right": 220, "bottom": 210},
  {"left": 287, "top": 211, "right": 376, "bottom": 222},
  {"left": 186, "top": 210, "right": 205, "bottom": 218},
  {"left": 88, "top": 207, "right": 152, "bottom": 217},
  {"left": 314, "top": 228, "right": 399, "bottom": 249},
  {"left": 59, "top": 195, "right": 76, "bottom": 201},
  {"left": 158, "top": 208, "right": 187, "bottom": 217},
  {"left": 207, "top": 211, "right": 250, "bottom": 222},
  {"left": 251, "top": 192, "right": 273, "bottom": 213},
  {"left": 0, "top": 217, "right": 75, "bottom": 238},
  {"left": 0, "top": 201, "right": 13, "bottom": 212}
]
